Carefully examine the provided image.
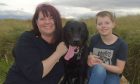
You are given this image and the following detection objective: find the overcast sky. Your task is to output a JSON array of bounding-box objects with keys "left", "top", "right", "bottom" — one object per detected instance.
[{"left": 0, "top": 0, "right": 140, "bottom": 19}]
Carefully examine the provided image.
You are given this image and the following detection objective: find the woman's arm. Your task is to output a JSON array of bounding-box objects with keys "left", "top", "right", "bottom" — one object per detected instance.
[{"left": 42, "top": 42, "right": 67, "bottom": 77}]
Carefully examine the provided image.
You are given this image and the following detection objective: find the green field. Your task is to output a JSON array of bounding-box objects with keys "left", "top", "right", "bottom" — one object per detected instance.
[{"left": 0, "top": 16, "right": 140, "bottom": 84}]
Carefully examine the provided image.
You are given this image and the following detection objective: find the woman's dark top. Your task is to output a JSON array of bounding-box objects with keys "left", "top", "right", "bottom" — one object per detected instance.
[{"left": 4, "top": 31, "right": 64, "bottom": 84}]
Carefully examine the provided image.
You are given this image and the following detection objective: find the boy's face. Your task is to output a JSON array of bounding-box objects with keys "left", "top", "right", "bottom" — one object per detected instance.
[{"left": 96, "top": 16, "right": 115, "bottom": 36}]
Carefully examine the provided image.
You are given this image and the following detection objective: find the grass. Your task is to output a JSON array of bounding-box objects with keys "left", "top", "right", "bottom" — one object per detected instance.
[
  {"left": 0, "top": 58, "right": 13, "bottom": 84},
  {"left": 0, "top": 15, "right": 140, "bottom": 84}
]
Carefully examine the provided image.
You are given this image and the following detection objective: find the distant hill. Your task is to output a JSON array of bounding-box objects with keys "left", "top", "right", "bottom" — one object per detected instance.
[
  {"left": 0, "top": 10, "right": 32, "bottom": 20},
  {"left": 0, "top": 10, "right": 94, "bottom": 20}
]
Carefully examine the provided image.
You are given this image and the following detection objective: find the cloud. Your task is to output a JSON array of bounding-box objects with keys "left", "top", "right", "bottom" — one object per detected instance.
[
  {"left": 49, "top": 0, "right": 140, "bottom": 19},
  {"left": 0, "top": 3, "right": 7, "bottom": 6},
  {"left": 1, "top": 0, "right": 140, "bottom": 20},
  {"left": 49, "top": 0, "right": 140, "bottom": 12},
  {"left": 50, "top": 0, "right": 140, "bottom": 8},
  {"left": 53, "top": 5, "right": 97, "bottom": 19}
]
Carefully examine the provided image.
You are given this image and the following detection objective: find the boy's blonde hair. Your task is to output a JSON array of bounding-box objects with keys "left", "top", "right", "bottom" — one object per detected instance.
[{"left": 96, "top": 11, "right": 116, "bottom": 23}]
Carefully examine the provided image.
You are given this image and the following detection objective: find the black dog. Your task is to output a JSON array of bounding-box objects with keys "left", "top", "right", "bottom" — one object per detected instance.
[{"left": 60, "top": 20, "right": 89, "bottom": 84}]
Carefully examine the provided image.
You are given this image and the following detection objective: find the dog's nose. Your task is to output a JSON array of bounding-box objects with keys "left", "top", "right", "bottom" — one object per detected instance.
[{"left": 72, "top": 39, "right": 80, "bottom": 46}]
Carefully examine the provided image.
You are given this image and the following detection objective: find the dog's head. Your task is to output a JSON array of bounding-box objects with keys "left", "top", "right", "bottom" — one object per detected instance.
[
  {"left": 63, "top": 20, "right": 89, "bottom": 60},
  {"left": 63, "top": 20, "right": 89, "bottom": 47}
]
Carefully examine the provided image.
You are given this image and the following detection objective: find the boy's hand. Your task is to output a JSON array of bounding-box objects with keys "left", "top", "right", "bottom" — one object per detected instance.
[{"left": 87, "top": 54, "right": 102, "bottom": 67}]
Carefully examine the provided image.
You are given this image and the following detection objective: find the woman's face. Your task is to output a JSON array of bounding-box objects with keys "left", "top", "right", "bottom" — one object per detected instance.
[
  {"left": 96, "top": 16, "right": 115, "bottom": 36},
  {"left": 37, "top": 11, "right": 55, "bottom": 36}
]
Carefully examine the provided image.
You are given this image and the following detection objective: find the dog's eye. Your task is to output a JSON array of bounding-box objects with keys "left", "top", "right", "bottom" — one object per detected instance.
[
  {"left": 66, "top": 28, "right": 73, "bottom": 34},
  {"left": 78, "top": 27, "right": 81, "bottom": 31},
  {"left": 67, "top": 28, "right": 72, "bottom": 32},
  {"left": 70, "top": 27, "right": 74, "bottom": 32}
]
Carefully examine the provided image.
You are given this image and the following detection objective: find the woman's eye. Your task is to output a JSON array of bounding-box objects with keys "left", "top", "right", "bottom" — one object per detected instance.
[{"left": 38, "top": 17, "right": 44, "bottom": 20}]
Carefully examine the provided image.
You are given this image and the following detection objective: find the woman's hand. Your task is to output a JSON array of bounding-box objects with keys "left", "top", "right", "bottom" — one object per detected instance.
[{"left": 55, "top": 42, "right": 68, "bottom": 57}]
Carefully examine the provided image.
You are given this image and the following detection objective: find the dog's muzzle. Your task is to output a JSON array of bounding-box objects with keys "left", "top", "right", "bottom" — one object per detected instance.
[{"left": 71, "top": 38, "right": 81, "bottom": 46}]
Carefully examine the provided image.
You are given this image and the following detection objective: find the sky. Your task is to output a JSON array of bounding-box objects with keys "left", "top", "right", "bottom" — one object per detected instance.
[{"left": 0, "top": 0, "right": 140, "bottom": 19}]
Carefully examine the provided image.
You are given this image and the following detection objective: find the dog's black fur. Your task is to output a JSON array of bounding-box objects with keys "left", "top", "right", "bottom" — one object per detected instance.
[{"left": 61, "top": 20, "right": 89, "bottom": 84}]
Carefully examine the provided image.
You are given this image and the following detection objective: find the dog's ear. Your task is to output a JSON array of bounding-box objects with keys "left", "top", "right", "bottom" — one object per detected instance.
[
  {"left": 64, "top": 20, "right": 71, "bottom": 30},
  {"left": 66, "top": 20, "right": 73, "bottom": 24},
  {"left": 81, "top": 21, "right": 89, "bottom": 43},
  {"left": 63, "top": 20, "right": 74, "bottom": 46},
  {"left": 64, "top": 20, "right": 74, "bottom": 29},
  {"left": 81, "top": 22, "right": 87, "bottom": 28}
]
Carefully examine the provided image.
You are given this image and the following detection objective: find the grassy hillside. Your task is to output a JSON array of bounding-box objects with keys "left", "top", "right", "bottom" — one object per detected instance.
[
  {"left": 0, "top": 15, "right": 140, "bottom": 84},
  {"left": 0, "top": 19, "right": 31, "bottom": 83}
]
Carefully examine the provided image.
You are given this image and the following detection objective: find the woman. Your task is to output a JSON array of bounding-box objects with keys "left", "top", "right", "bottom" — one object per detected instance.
[
  {"left": 4, "top": 3, "right": 67, "bottom": 84},
  {"left": 87, "top": 11, "right": 128, "bottom": 84}
]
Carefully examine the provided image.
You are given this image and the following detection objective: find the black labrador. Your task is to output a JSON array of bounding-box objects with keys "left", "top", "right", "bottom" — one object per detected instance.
[{"left": 60, "top": 20, "right": 89, "bottom": 84}]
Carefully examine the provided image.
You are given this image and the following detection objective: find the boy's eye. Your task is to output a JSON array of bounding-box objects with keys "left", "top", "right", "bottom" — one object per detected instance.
[
  {"left": 97, "top": 23, "right": 102, "bottom": 26},
  {"left": 105, "top": 22, "right": 110, "bottom": 24}
]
